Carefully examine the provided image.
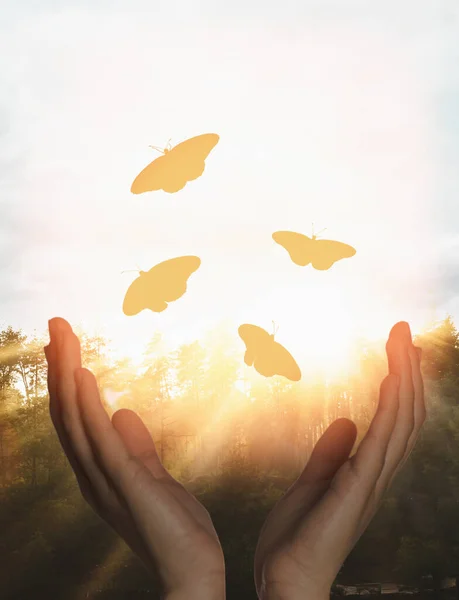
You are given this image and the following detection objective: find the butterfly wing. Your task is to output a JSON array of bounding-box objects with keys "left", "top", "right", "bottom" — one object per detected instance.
[
  {"left": 311, "top": 239, "right": 356, "bottom": 270},
  {"left": 238, "top": 324, "right": 301, "bottom": 382},
  {"left": 122, "top": 256, "right": 201, "bottom": 316},
  {"left": 170, "top": 133, "right": 219, "bottom": 164},
  {"left": 165, "top": 133, "right": 219, "bottom": 186},
  {"left": 269, "top": 341, "right": 302, "bottom": 381},
  {"left": 130, "top": 154, "right": 171, "bottom": 194},
  {"left": 149, "top": 256, "right": 201, "bottom": 302},
  {"left": 123, "top": 273, "right": 168, "bottom": 316},
  {"left": 238, "top": 324, "right": 272, "bottom": 367},
  {"left": 130, "top": 133, "right": 219, "bottom": 194},
  {"left": 159, "top": 174, "right": 189, "bottom": 193},
  {"left": 272, "top": 231, "right": 316, "bottom": 266}
]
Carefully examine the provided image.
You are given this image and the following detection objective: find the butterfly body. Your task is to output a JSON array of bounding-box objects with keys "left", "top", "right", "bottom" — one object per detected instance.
[
  {"left": 238, "top": 324, "right": 301, "bottom": 382},
  {"left": 123, "top": 256, "right": 201, "bottom": 316},
  {"left": 272, "top": 230, "right": 356, "bottom": 270},
  {"left": 131, "top": 133, "right": 219, "bottom": 194}
]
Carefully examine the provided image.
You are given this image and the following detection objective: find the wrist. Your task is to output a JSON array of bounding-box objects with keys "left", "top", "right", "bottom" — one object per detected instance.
[
  {"left": 165, "top": 581, "right": 225, "bottom": 600},
  {"left": 260, "top": 593, "right": 328, "bottom": 600},
  {"left": 166, "top": 590, "right": 225, "bottom": 600},
  {"left": 259, "top": 582, "right": 329, "bottom": 600}
]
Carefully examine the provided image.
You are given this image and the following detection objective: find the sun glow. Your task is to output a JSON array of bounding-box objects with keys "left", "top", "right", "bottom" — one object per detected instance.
[
  {"left": 103, "top": 388, "right": 125, "bottom": 410},
  {"left": 5, "top": 12, "right": 439, "bottom": 392}
]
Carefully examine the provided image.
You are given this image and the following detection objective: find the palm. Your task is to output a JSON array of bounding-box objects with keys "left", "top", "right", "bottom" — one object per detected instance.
[
  {"left": 90, "top": 410, "right": 224, "bottom": 587},
  {"left": 254, "top": 419, "right": 358, "bottom": 597},
  {"left": 109, "top": 438, "right": 224, "bottom": 580}
]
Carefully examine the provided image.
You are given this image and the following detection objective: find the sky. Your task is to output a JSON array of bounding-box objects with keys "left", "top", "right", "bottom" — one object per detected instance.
[{"left": 1, "top": 0, "right": 459, "bottom": 373}]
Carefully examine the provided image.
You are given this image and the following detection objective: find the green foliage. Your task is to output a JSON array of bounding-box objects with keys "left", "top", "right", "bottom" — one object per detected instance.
[{"left": 415, "top": 315, "right": 459, "bottom": 384}]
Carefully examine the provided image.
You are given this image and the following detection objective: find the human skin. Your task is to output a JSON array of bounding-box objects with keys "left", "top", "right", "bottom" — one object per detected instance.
[
  {"left": 254, "top": 321, "right": 424, "bottom": 600},
  {"left": 44, "top": 317, "right": 225, "bottom": 600}
]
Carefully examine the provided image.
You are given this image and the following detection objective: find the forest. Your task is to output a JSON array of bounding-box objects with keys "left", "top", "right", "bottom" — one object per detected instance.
[{"left": 1, "top": 316, "right": 459, "bottom": 599}]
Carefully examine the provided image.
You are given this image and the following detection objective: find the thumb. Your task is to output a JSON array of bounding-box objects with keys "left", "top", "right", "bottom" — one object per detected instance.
[
  {"left": 298, "top": 418, "right": 357, "bottom": 484},
  {"left": 111, "top": 408, "right": 169, "bottom": 479}
]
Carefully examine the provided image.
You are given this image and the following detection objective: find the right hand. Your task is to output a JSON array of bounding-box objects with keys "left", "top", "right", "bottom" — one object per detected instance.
[{"left": 254, "top": 321, "right": 424, "bottom": 600}]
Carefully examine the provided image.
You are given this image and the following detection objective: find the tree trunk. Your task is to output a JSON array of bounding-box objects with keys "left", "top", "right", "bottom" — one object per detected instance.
[
  {"left": 0, "top": 428, "right": 5, "bottom": 487},
  {"left": 160, "top": 399, "right": 164, "bottom": 463},
  {"left": 31, "top": 453, "right": 37, "bottom": 487}
]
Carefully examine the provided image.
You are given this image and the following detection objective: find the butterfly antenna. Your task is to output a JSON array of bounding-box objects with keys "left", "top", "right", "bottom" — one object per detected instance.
[
  {"left": 149, "top": 144, "right": 166, "bottom": 154},
  {"left": 121, "top": 264, "right": 141, "bottom": 275},
  {"left": 312, "top": 222, "right": 327, "bottom": 239},
  {"left": 316, "top": 227, "right": 327, "bottom": 239}
]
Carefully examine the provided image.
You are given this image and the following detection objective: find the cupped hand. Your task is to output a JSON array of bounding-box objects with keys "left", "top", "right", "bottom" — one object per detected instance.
[
  {"left": 254, "top": 321, "right": 424, "bottom": 600},
  {"left": 45, "top": 317, "right": 225, "bottom": 600}
]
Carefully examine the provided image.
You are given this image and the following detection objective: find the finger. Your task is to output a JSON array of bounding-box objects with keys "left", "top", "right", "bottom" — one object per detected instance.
[
  {"left": 75, "top": 368, "right": 131, "bottom": 483},
  {"left": 51, "top": 318, "right": 82, "bottom": 430},
  {"left": 290, "top": 374, "right": 400, "bottom": 559},
  {"left": 348, "top": 374, "right": 400, "bottom": 543},
  {"left": 387, "top": 321, "right": 414, "bottom": 402},
  {"left": 76, "top": 368, "right": 199, "bottom": 539},
  {"left": 386, "top": 321, "right": 408, "bottom": 374},
  {"left": 279, "top": 419, "right": 357, "bottom": 507},
  {"left": 387, "top": 343, "right": 425, "bottom": 478},
  {"left": 345, "top": 327, "right": 421, "bottom": 549},
  {"left": 345, "top": 373, "right": 400, "bottom": 491},
  {"left": 410, "top": 345, "right": 425, "bottom": 436},
  {"left": 47, "top": 331, "right": 155, "bottom": 564},
  {"left": 46, "top": 341, "right": 91, "bottom": 478},
  {"left": 45, "top": 328, "right": 97, "bottom": 506},
  {"left": 353, "top": 332, "right": 422, "bottom": 542},
  {"left": 112, "top": 409, "right": 172, "bottom": 480},
  {"left": 382, "top": 322, "right": 415, "bottom": 473},
  {"left": 49, "top": 319, "right": 113, "bottom": 507}
]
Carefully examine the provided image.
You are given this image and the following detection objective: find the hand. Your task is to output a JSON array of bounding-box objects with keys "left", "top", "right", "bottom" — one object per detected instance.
[
  {"left": 254, "top": 321, "right": 424, "bottom": 600},
  {"left": 45, "top": 317, "right": 225, "bottom": 600}
]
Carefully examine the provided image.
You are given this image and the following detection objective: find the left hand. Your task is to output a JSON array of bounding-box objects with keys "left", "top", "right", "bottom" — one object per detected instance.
[{"left": 45, "top": 317, "right": 225, "bottom": 600}]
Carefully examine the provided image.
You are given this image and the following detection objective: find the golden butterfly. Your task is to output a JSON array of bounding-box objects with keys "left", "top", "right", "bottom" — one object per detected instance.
[
  {"left": 131, "top": 133, "right": 219, "bottom": 194},
  {"left": 123, "top": 256, "right": 201, "bottom": 316},
  {"left": 273, "top": 225, "right": 356, "bottom": 270},
  {"left": 238, "top": 323, "right": 301, "bottom": 382}
]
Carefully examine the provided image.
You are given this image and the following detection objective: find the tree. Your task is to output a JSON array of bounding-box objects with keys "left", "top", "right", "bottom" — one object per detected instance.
[
  {"left": 14, "top": 335, "right": 49, "bottom": 487},
  {"left": 0, "top": 326, "right": 25, "bottom": 487},
  {"left": 414, "top": 316, "right": 459, "bottom": 384}
]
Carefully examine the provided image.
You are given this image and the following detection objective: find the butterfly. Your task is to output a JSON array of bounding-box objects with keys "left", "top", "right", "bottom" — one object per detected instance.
[
  {"left": 238, "top": 323, "right": 301, "bottom": 382},
  {"left": 272, "top": 227, "right": 356, "bottom": 270},
  {"left": 122, "top": 256, "right": 201, "bottom": 316},
  {"left": 130, "top": 133, "right": 219, "bottom": 194}
]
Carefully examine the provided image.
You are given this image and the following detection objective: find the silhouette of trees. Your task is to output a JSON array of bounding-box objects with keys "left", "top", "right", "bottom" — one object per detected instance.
[{"left": 2, "top": 317, "right": 459, "bottom": 598}]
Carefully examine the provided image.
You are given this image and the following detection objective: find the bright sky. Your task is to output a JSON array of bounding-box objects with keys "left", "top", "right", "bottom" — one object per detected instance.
[{"left": 1, "top": 0, "right": 459, "bottom": 374}]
